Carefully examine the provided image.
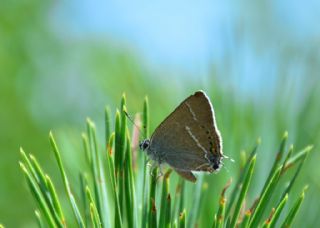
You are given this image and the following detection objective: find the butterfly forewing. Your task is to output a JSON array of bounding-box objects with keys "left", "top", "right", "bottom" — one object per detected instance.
[{"left": 148, "top": 91, "right": 222, "bottom": 172}]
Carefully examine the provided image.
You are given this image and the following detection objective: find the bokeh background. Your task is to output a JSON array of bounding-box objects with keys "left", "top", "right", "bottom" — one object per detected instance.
[{"left": 1, "top": 0, "right": 320, "bottom": 227}]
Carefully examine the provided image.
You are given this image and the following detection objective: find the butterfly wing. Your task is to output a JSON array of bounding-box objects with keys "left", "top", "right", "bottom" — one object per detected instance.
[{"left": 148, "top": 90, "right": 223, "bottom": 173}]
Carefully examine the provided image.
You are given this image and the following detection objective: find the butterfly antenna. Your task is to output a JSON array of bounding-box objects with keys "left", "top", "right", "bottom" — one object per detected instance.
[
  {"left": 123, "top": 110, "right": 146, "bottom": 138},
  {"left": 223, "top": 154, "right": 235, "bottom": 163}
]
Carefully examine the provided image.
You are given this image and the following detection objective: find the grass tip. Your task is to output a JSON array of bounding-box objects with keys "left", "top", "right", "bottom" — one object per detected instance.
[
  {"left": 256, "top": 137, "right": 262, "bottom": 145},
  {"left": 283, "top": 131, "right": 289, "bottom": 139},
  {"left": 122, "top": 105, "right": 127, "bottom": 113},
  {"left": 19, "top": 162, "right": 27, "bottom": 171},
  {"left": 19, "top": 147, "right": 26, "bottom": 155},
  {"left": 289, "top": 144, "right": 294, "bottom": 151},
  {"left": 252, "top": 154, "right": 257, "bottom": 161},
  {"left": 306, "top": 145, "right": 314, "bottom": 152},
  {"left": 85, "top": 185, "right": 91, "bottom": 194}
]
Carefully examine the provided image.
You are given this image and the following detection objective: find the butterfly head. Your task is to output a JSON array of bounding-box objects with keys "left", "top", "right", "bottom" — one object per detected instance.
[
  {"left": 208, "top": 153, "right": 223, "bottom": 171},
  {"left": 139, "top": 139, "right": 150, "bottom": 151}
]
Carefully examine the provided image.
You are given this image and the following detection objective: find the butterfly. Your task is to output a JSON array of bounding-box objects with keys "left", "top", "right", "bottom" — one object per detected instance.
[{"left": 139, "top": 90, "right": 223, "bottom": 182}]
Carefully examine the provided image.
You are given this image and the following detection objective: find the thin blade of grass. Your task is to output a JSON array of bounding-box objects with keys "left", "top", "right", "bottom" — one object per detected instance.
[
  {"left": 45, "top": 175, "right": 65, "bottom": 226},
  {"left": 230, "top": 155, "right": 256, "bottom": 228},
  {"left": 106, "top": 132, "right": 122, "bottom": 228},
  {"left": 35, "top": 210, "right": 45, "bottom": 228},
  {"left": 49, "top": 132, "right": 85, "bottom": 228},
  {"left": 212, "top": 214, "right": 217, "bottom": 228},
  {"left": 29, "top": 155, "right": 64, "bottom": 226},
  {"left": 188, "top": 175, "right": 205, "bottom": 227},
  {"left": 248, "top": 168, "right": 281, "bottom": 227},
  {"left": 159, "top": 170, "right": 172, "bottom": 228},
  {"left": 142, "top": 96, "right": 150, "bottom": 228},
  {"left": 215, "top": 179, "right": 232, "bottom": 228},
  {"left": 260, "top": 132, "right": 288, "bottom": 195},
  {"left": 178, "top": 180, "right": 185, "bottom": 217},
  {"left": 22, "top": 150, "right": 64, "bottom": 227},
  {"left": 124, "top": 131, "right": 136, "bottom": 228},
  {"left": 172, "top": 178, "right": 184, "bottom": 224},
  {"left": 240, "top": 210, "right": 251, "bottom": 228},
  {"left": 114, "top": 110, "right": 121, "bottom": 180},
  {"left": 269, "top": 194, "right": 288, "bottom": 228},
  {"left": 105, "top": 106, "right": 111, "bottom": 145},
  {"left": 86, "top": 120, "right": 103, "bottom": 220},
  {"left": 148, "top": 168, "right": 158, "bottom": 228},
  {"left": 280, "top": 145, "right": 313, "bottom": 173},
  {"left": 86, "top": 186, "right": 102, "bottom": 228},
  {"left": 280, "top": 147, "right": 310, "bottom": 199},
  {"left": 165, "top": 194, "right": 172, "bottom": 228},
  {"left": 280, "top": 187, "right": 307, "bottom": 228},
  {"left": 226, "top": 140, "right": 260, "bottom": 217},
  {"left": 20, "top": 163, "right": 56, "bottom": 227},
  {"left": 179, "top": 210, "right": 186, "bottom": 228},
  {"left": 80, "top": 174, "right": 91, "bottom": 227}
]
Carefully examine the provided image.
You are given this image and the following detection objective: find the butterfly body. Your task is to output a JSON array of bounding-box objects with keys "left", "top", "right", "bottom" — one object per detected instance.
[{"left": 140, "top": 90, "right": 223, "bottom": 182}]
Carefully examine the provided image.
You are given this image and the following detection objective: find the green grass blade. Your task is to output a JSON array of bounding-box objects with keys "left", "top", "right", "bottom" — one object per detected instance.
[
  {"left": 188, "top": 175, "right": 205, "bottom": 227},
  {"left": 240, "top": 211, "right": 251, "bottom": 228},
  {"left": 172, "top": 178, "right": 184, "bottom": 224},
  {"left": 159, "top": 170, "right": 171, "bottom": 228},
  {"left": 20, "top": 163, "right": 56, "bottom": 227},
  {"left": 143, "top": 96, "right": 149, "bottom": 138},
  {"left": 148, "top": 168, "right": 158, "bottom": 228},
  {"left": 22, "top": 150, "right": 64, "bottom": 227},
  {"left": 86, "top": 119, "right": 109, "bottom": 226},
  {"left": 106, "top": 132, "right": 122, "bottom": 228},
  {"left": 165, "top": 194, "right": 172, "bottom": 228},
  {"left": 105, "top": 106, "right": 111, "bottom": 145},
  {"left": 178, "top": 180, "right": 185, "bottom": 216},
  {"left": 280, "top": 147, "right": 310, "bottom": 199},
  {"left": 86, "top": 186, "right": 102, "bottom": 228},
  {"left": 215, "top": 179, "right": 232, "bottom": 228},
  {"left": 142, "top": 96, "right": 150, "bottom": 228},
  {"left": 212, "top": 214, "right": 217, "bottom": 228},
  {"left": 249, "top": 168, "right": 281, "bottom": 227},
  {"left": 226, "top": 140, "right": 260, "bottom": 217},
  {"left": 45, "top": 175, "right": 65, "bottom": 226},
  {"left": 49, "top": 132, "right": 85, "bottom": 228},
  {"left": 279, "top": 145, "right": 293, "bottom": 176},
  {"left": 114, "top": 110, "right": 122, "bottom": 179},
  {"left": 280, "top": 145, "right": 313, "bottom": 173},
  {"left": 124, "top": 132, "right": 136, "bottom": 228},
  {"left": 280, "top": 187, "right": 307, "bottom": 228},
  {"left": 179, "top": 210, "right": 186, "bottom": 228},
  {"left": 149, "top": 197, "right": 157, "bottom": 228},
  {"left": 35, "top": 210, "right": 45, "bottom": 228},
  {"left": 82, "top": 133, "right": 91, "bottom": 165},
  {"left": 80, "top": 174, "right": 91, "bottom": 227},
  {"left": 260, "top": 132, "right": 288, "bottom": 194},
  {"left": 230, "top": 155, "right": 256, "bottom": 228},
  {"left": 106, "top": 133, "right": 116, "bottom": 194},
  {"left": 269, "top": 194, "right": 288, "bottom": 228}
]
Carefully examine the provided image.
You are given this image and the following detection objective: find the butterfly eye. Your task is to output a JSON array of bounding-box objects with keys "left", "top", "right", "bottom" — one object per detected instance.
[{"left": 139, "top": 139, "right": 150, "bottom": 151}]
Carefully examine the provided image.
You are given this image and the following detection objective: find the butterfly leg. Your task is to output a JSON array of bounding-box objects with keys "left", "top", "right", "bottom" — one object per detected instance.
[
  {"left": 148, "top": 161, "right": 158, "bottom": 176},
  {"left": 156, "top": 165, "right": 164, "bottom": 181}
]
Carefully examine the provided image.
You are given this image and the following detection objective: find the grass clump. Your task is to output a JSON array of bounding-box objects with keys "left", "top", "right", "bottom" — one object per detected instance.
[{"left": 17, "top": 94, "right": 312, "bottom": 228}]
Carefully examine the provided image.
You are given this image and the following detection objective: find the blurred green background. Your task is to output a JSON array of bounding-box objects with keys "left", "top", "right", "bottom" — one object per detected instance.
[{"left": 1, "top": 0, "right": 320, "bottom": 227}]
